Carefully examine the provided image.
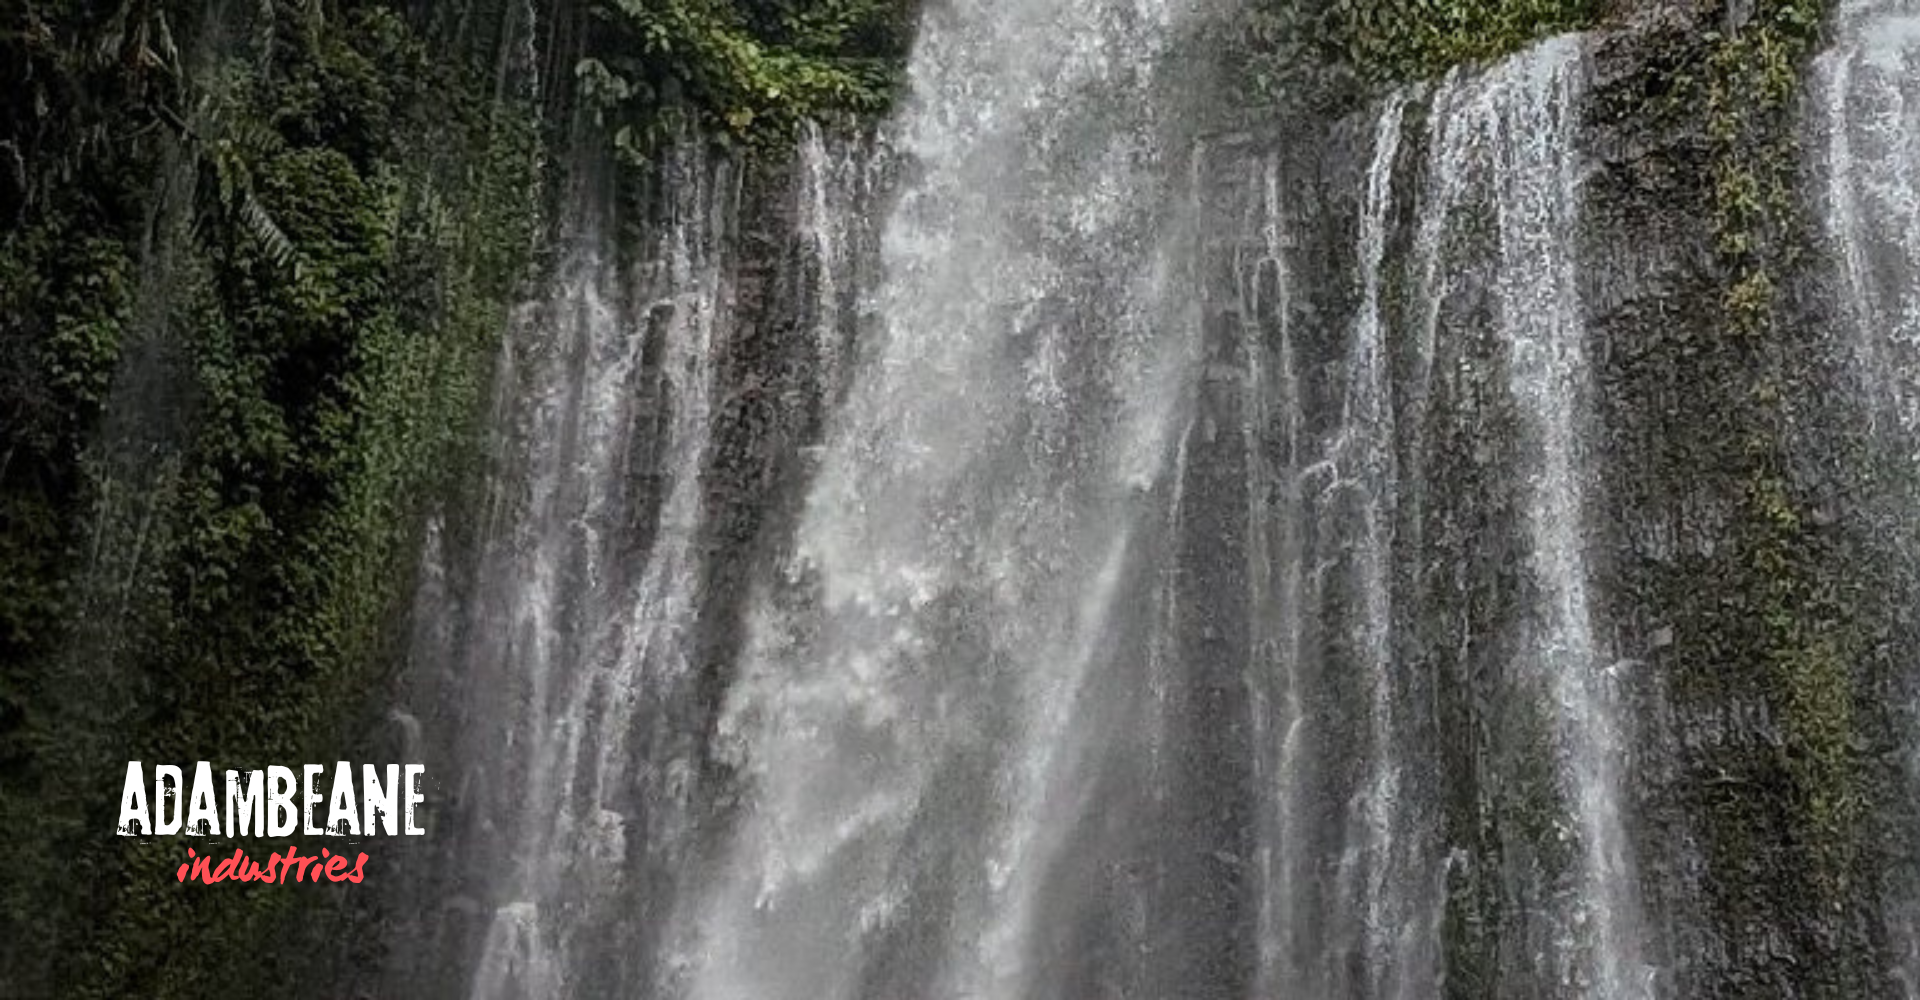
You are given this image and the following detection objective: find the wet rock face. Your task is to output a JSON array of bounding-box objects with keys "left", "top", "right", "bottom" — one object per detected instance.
[
  {"left": 1583, "top": 4, "right": 1920, "bottom": 995},
  {"left": 1193, "top": 8, "right": 1914, "bottom": 997},
  {"left": 1205, "top": 42, "right": 1646, "bottom": 1000},
  {"left": 1579, "top": 12, "right": 1761, "bottom": 998}
]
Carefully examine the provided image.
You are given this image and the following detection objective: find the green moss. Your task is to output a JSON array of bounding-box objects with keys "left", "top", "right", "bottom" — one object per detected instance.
[
  {"left": 1706, "top": 0, "right": 1862, "bottom": 890},
  {"left": 1674, "top": 0, "right": 1881, "bottom": 989}
]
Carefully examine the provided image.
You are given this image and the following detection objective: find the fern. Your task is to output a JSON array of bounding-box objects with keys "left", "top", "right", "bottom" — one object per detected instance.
[
  {"left": 237, "top": 191, "right": 298, "bottom": 274},
  {"left": 193, "top": 97, "right": 304, "bottom": 279}
]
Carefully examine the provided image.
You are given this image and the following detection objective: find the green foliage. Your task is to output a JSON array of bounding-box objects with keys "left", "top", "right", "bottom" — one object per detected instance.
[
  {"left": 0, "top": 2, "right": 543, "bottom": 994},
  {"left": 579, "top": 0, "right": 915, "bottom": 156},
  {"left": 1229, "top": 0, "right": 1599, "bottom": 106},
  {"left": 1705, "top": 0, "right": 1862, "bottom": 902},
  {"left": 1342, "top": 0, "right": 1598, "bottom": 79}
]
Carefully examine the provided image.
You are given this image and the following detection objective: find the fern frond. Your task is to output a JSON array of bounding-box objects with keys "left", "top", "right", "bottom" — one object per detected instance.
[{"left": 239, "top": 191, "right": 299, "bottom": 275}]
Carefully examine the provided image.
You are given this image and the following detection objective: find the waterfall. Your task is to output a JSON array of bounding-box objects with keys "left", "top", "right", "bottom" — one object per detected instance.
[
  {"left": 401, "top": 145, "right": 745, "bottom": 999},
  {"left": 1246, "top": 92, "right": 1432, "bottom": 1000},
  {"left": 796, "top": 123, "right": 881, "bottom": 407},
  {"left": 1240, "top": 142, "right": 1296, "bottom": 1000},
  {"left": 407, "top": 8, "right": 1672, "bottom": 1000},
  {"left": 1817, "top": 2, "right": 1920, "bottom": 441},
  {"left": 1483, "top": 42, "right": 1644, "bottom": 997},
  {"left": 1813, "top": 3, "right": 1920, "bottom": 994},
  {"left": 1240, "top": 36, "right": 1648, "bottom": 999},
  {"left": 1428, "top": 38, "right": 1648, "bottom": 997},
  {"left": 669, "top": 1, "right": 1206, "bottom": 998}
]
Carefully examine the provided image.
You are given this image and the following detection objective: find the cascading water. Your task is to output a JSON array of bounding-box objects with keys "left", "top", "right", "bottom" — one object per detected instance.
[
  {"left": 402, "top": 146, "right": 745, "bottom": 999},
  {"left": 796, "top": 124, "right": 883, "bottom": 407},
  {"left": 1236, "top": 36, "right": 1648, "bottom": 1000},
  {"left": 1481, "top": 41, "right": 1645, "bottom": 997},
  {"left": 1817, "top": 1, "right": 1920, "bottom": 436},
  {"left": 670, "top": 1, "right": 1207, "bottom": 997},
  {"left": 1242, "top": 92, "right": 1436, "bottom": 1000},
  {"left": 1812, "top": 2, "right": 1920, "bottom": 993}
]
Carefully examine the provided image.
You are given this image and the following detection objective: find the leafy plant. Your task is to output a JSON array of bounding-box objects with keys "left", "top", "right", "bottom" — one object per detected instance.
[
  {"left": 1228, "top": 0, "right": 1599, "bottom": 107},
  {"left": 578, "top": 0, "right": 914, "bottom": 155}
]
